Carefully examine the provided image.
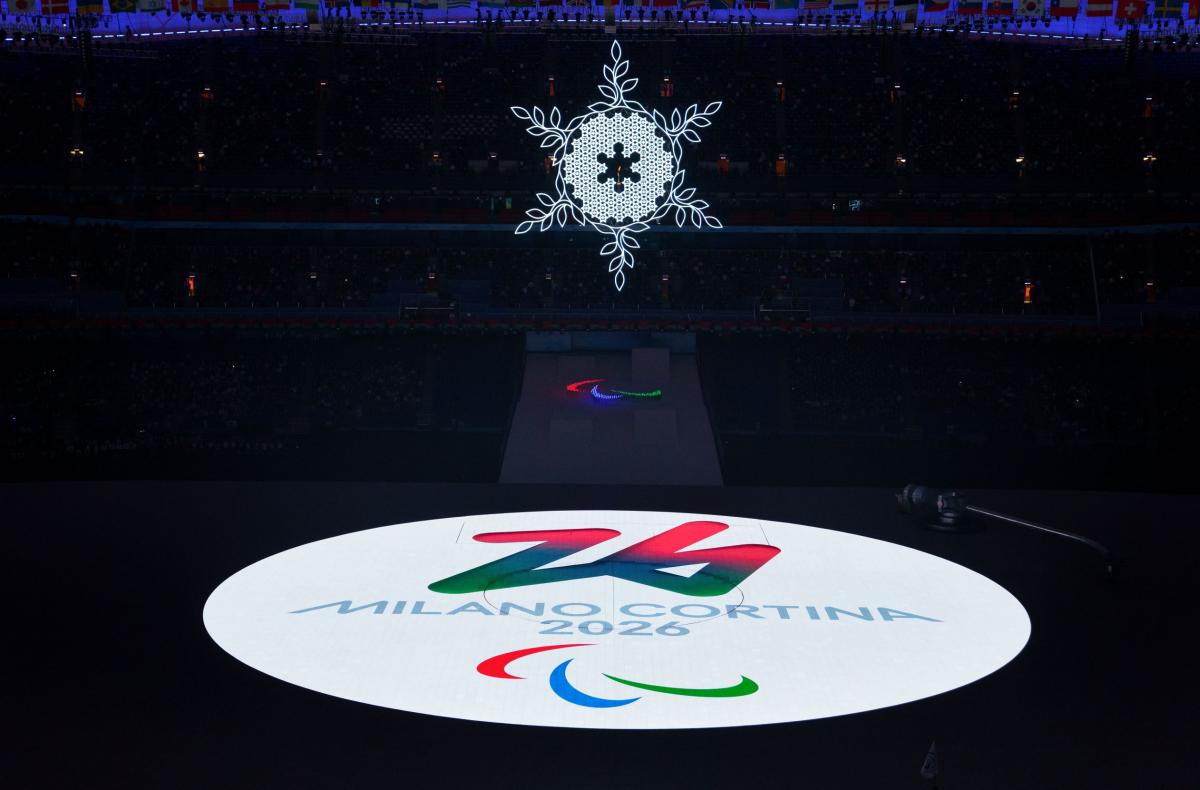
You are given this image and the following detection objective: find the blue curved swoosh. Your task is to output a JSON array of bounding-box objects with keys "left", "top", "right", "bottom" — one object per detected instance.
[
  {"left": 590, "top": 384, "right": 623, "bottom": 401},
  {"left": 548, "top": 660, "right": 639, "bottom": 708}
]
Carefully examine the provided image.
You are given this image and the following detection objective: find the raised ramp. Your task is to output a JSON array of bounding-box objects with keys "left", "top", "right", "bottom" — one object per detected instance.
[{"left": 500, "top": 351, "right": 722, "bottom": 485}]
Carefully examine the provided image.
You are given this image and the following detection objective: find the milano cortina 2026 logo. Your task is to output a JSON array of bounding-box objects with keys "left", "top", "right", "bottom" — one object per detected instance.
[
  {"left": 204, "top": 511, "right": 1031, "bottom": 729},
  {"left": 428, "top": 520, "right": 779, "bottom": 596},
  {"left": 430, "top": 521, "right": 778, "bottom": 709}
]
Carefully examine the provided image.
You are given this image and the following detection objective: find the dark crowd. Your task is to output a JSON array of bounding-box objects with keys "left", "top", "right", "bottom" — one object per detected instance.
[
  {"left": 2, "top": 27, "right": 1198, "bottom": 489},
  {"left": 0, "top": 333, "right": 522, "bottom": 479},
  {"left": 4, "top": 325, "right": 1196, "bottom": 490},
  {"left": 3, "top": 220, "right": 1197, "bottom": 315},
  {"left": 1, "top": 29, "right": 1197, "bottom": 192},
  {"left": 703, "top": 329, "right": 1200, "bottom": 489}
]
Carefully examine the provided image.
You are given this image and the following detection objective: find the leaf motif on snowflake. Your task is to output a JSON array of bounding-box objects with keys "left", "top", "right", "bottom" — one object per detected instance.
[{"left": 510, "top": 40, "right": 722, "bottom": 291}]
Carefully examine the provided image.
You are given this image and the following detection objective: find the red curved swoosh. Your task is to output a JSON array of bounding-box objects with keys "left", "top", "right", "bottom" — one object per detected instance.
[
  {"left": 476, "top": 644, "right": 592, "bottom": 679},
  {"left": 566, "top": 378, "right": 605, "bottom": 393}
]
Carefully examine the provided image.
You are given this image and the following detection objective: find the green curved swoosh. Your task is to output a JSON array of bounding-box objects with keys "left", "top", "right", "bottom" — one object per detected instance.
[
  {"left": 611, "top": 388, "right": 662, "bottom": 398},
  {"left": 602, "top": 673, "right": 759, "bottom": 698}
]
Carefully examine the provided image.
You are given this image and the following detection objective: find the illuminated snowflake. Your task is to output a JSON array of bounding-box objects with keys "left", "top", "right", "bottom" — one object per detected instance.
[{"left": 512, "top": 41, "right": 722, "bottom": 291}]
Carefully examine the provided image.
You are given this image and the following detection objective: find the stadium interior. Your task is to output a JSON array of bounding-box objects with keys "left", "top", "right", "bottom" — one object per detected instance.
[{"left": 4, "top": 7, "right": 1198, "bottom": 788}]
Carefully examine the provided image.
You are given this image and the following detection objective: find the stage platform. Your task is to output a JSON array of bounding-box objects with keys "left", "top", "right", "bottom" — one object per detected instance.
[
  {"left": 501, "top": 350, "right": 722, "bottom": 486},
  {"left": 7, "top": 481, "right": 1193, "bottom": 788}
]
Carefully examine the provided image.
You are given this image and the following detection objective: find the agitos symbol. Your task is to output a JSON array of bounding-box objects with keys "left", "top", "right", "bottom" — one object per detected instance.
[
  {"left": 428, "top": 520, "right": 780, "bottom": 597},
  {"left": 566, "top": 378, "right": 663, "bottom": 401},
  {"left": 478, "top": 643, "right": 759, "bottom": 709}
]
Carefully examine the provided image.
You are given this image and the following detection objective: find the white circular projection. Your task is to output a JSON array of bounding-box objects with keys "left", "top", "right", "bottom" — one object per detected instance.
[{"left": 204, "top": 511, "right": 1030, "bottom": 730}]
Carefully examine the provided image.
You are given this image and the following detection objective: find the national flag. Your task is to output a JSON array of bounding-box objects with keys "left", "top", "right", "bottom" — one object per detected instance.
[
  {"left": 263, "top": 0, "right": 291, "bottom": 9},
  {"left": 77, "top": 0, "right": 104, "bottom": 12},
  {"left": 1085, "top": 0, "right": 1112, "bottom": 14},
  {"left": 775, "top": 0, "right": 800, "bottom": 8},
  {"left": 477, "top": 0, "right": 504, "bottom": 6},
  {"left": 41, "top": 0, "right": 69, "bottom": 11},
  {"left": 1016, "top": 0, "right": 1042, "bottom": 14},
  {"left": 202, "top": 0, "right": 229, "bottom": 9},
  {"left": 958, "top": 0, "right": 983, "bottom": 12},
  {"left": 709, "top": 0, "right": 733, "bottom": 7},
  {"left": 293, "top": 0, "right": 317, "bottom": 7},
  {"left": 745, "top": 0, "right": 771, "bottom": 8},
  {"left": 985, "top": 0, "right": 1011, "bottom": 14},
  {"left": 447, "top": 0, "right": 471, "bottom": 7},
  {"left": 507, "top": 0, "right": 535, "bottom": 5},
  {"left": 831, "top": 0, "right": 857, "bottom": 8},
  {"left": 894, "top": 0, "right": 917, "bottom": 9},
  {"left": 233, "top": 0, "right": 258, "bottom": 9},
  {"left": 137, "top": 0, "right": 167, "bottom": 10},
  {"left": 411, "top": 0, "right": 441, "bottom": 8},
  {"left": 654, "top": 0, "right": 680, "bottom": 7},
  {"left": 804, "top": 0, "right": 830, "bottom": 7},
  {"left": 924, "top": 0, "right": 949, "bottom": 9},
  {"left": 110, "top": 0, "right": 135, "bottom": 10},
  {"left": 1153, "top": 0, "right": 1181, "bottom": 16},
  {"left": 1188, "top": 0, "right": 1199, "bottom": 19},
  {"left": 1114, "top": 0, "right": 1143, "bottom": 16},
  {"left": 1049, "top": 0, "right": 1077, "bottom": 15},
  {"left": 864, "top": 0, "right": 887, "bottom": 10},
  {"left": 8, "top": 0, "right": 34, "bottom": 11}
]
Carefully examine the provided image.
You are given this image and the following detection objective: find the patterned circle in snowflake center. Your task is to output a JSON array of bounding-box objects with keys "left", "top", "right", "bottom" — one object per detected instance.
[{"left": 562, "top": 111, "right": 674, "bottom": 225}]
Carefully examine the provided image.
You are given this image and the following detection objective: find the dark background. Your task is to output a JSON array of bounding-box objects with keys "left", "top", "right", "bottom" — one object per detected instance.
[{"left": 7, "top": 481, "right": 1192, "bottom": 789}]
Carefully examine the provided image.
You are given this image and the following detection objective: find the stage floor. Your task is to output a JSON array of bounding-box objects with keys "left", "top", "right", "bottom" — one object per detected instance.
[{"left": 7, "top": 481, "right": 1193, "bottom": 788}]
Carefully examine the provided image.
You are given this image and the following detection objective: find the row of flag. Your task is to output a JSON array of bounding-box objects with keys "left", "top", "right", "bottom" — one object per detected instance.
[{"left": 4, "top": 0, "right": 1196, "bottom": 17}]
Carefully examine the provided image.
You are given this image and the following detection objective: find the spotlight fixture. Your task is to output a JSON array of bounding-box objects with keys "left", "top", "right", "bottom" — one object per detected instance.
[{"left": 896, "top": 484, "right": 1115, "bottom": 577}]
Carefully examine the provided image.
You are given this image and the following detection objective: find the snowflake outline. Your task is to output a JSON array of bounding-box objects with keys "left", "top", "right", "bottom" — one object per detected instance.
[{"left": 511, "top": 40, "right": 722, "bottom": 292}]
